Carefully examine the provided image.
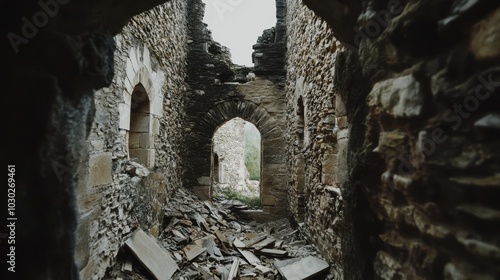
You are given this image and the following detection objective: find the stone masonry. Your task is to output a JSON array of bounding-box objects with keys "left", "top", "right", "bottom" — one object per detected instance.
[
  {"left": 285, "top": 1, "right": 346, "bottom": 277},
  {"left": 74, "top": 2, "right": 189, "bottom": 279},
  {"left": 4, "top": 0, "right": 500, "bottom": 279},
  {"left": 302, "top": 0, "right": 500, "bottom": 279},
  {"left": 183, "top": 0, "right": 288, "bottom": 217}
]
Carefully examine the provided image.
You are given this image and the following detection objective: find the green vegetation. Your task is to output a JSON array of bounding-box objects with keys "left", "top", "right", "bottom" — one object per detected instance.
[
  {"left": 244, "top": 123, "right": 261, "bottom": 180},
  {"left": 216, "top": 188, "right": 261, "bottom": 207}
]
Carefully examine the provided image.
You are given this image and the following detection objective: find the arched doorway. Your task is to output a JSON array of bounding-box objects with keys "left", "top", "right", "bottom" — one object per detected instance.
[
  {"left": 211, "top": 117, "right": 261, "bottom": 207},
  {"left": 185, "top": 100, "right": 286, "bottom": 216}
]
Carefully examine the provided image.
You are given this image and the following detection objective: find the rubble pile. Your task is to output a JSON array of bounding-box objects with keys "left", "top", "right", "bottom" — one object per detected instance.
[{"left": 104, "top": 189, "right": 331, "bottom": 280}]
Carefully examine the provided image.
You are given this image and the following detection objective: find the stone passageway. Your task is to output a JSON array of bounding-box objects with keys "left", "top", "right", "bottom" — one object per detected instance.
[{"left": 3, "top": 0, "right": 500, "bottom": 279}]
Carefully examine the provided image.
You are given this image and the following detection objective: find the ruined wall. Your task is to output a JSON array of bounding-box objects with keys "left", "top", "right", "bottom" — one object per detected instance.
[
  {"left": 184, "top": 0, "right": 288, "bottom": 217},
  {"left": 303, "top": 0, "right": 500, "bottom": 279},
  {"left": 213, "top": 118, "right": 247, "bottom": 188},
  {"left": 75, "top": 2, "right": 189, "bottom": 279},
  {"left": 285, "top": 0, "right": 346, "bottom": 277}
]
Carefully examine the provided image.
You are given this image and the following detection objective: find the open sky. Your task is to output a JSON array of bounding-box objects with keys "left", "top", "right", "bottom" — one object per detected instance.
[{"left": 201, "top": 0, "right": 276, "bottom": 66}]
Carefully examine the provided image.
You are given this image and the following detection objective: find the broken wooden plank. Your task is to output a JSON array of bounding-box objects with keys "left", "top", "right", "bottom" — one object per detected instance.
[
  {"left": 274, "top": 256, "right": 329, "bottom": 280},
  {"left": 252, "top": 237, "right": 275, "bottom": 250},
  {"left": 257, "top": 249, "right": 288, "bottom": 257},
  {"left": 244, "top": 235, "right": 266, "bottom": 248},
  {"left": 275, "top": 240, "right": 284, "bottom": 248},
  {"left": 125, "top": 229, "right": 178, "bottom": 280},
  {"left": 227, "top": 257, "right": 240, "bottom": 280},
  {"left": 238, "top": 249, "right": 260, "bottom": 265}
]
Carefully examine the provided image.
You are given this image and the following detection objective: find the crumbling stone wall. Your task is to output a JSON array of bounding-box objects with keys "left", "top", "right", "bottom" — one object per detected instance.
[
  {"left": 285, "top": 0, "right": 346, "bottom": 277},
  {"left": 184, "top": 0, "right": 288, "bottom": 217},
  {"left": 75, "top": 2, "right": 189, "bottom": 279},
  {"left": 302, "top": 0, "right": 500, "bottom": 279}
]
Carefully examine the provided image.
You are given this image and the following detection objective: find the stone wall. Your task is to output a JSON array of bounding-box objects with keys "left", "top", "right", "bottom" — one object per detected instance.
[
  {"left": 184, "top": 0, "right": 288, "bottom": 217},
  {"left": 303, "top": 0, "right": 500, "bottom": 279},
  {"left": 74, "top": 2, "right": 189, "bottom": 279},
  {"left": 213, "top": 118, "right": 247, "bottom": 188},
  {"left": 285, "top": 0, "right": 346, "bottom": 277}
]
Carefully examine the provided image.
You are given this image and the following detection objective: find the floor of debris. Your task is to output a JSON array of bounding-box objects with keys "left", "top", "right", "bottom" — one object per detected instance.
[{"left": 104, "top": 188, "right": 334, "bottom": 280}]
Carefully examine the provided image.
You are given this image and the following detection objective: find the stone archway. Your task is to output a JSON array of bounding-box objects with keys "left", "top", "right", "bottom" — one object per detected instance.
[
  {"left": 186, "top": 100, "right": 287, "bottom": 216},
  {"left": 118, "top": 44, "right": 165, "bottom": 168}
]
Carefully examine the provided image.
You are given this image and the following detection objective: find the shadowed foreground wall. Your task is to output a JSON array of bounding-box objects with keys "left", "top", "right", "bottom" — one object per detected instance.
[{"left": 300, "top": 0, "right": 500, "bottom": 278}]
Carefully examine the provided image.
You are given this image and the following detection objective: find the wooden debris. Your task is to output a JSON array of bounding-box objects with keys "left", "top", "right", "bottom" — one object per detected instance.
[
  {"left": 274, "top": 256, "right": 329, "bottom": 280},
  {"left": 125, "top": 229, "right": 178, "bottom": 280},
  {"left": 275, "top": 240, "right": 284, "bottom": 248}
]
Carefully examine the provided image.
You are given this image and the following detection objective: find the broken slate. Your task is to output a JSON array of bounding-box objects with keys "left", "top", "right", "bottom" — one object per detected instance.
[
  {"left": 274, "top": 256, "right": 329, "bottom": 280},
  {"left": 125, "top": 229, "right": 178, "bottom": 280}
]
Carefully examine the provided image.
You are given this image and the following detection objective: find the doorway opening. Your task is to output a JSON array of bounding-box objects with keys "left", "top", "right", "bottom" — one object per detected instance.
[{"left": 211, "top": 117, "right": 261, "bottom": 207}]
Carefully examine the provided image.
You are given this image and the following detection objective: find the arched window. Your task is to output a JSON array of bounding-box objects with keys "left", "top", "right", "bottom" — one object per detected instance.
[{"left": 128, "top": 83, "right": 152, "bottom": 167}]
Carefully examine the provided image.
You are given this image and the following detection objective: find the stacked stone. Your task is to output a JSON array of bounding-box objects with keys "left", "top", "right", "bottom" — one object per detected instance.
[
  {"left": 304, "top": 0, "right": 500, "bottom": 279},
  {"left": 76, "top": 1, "right": 190, "bottom": 279},
  {"left": 285, "top": 1, "right": 344, "bottom": 278}
]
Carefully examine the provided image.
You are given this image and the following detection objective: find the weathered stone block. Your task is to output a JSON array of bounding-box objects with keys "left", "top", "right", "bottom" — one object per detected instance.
[
  {"left": 322, "top": 152, "right": 337, "bottom": 185},
  {"left": 262, "top": 195, "right": 276, "bottom": 206},
  {"left": 129, "top": 133, "right": 140, "bottom": 149},
  {"left": 130, "top": 114, "right": 150, "bottom": 132},
  {"left": 152, "top": 117, "right": 160, "bottom": 135},
  {"left": 368, "top": 75, "right": 424, "bottom": 118},
  {"left": 470, "top": 8, "right": 500, "bottom": 60},
  {"left": 118, "top": 103, "right": 130, "bottom": 130},
  {"left": 139, "top": 133, "right": 150, "bottom": 149},
  {"left": 337, "top": 116, "right": 348, "bottom": 129},
  {"left": 129, "top": 149, "right": 149, "bottom": 166},
  {"left": 88, "top": 153, "right": 112, "bottom": 187},
  {"left": 336, "top": 139, "right": 348, "bottom": 184},
  {"left": 335, "top": 95, "right": 346, "bottom": 116}
]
